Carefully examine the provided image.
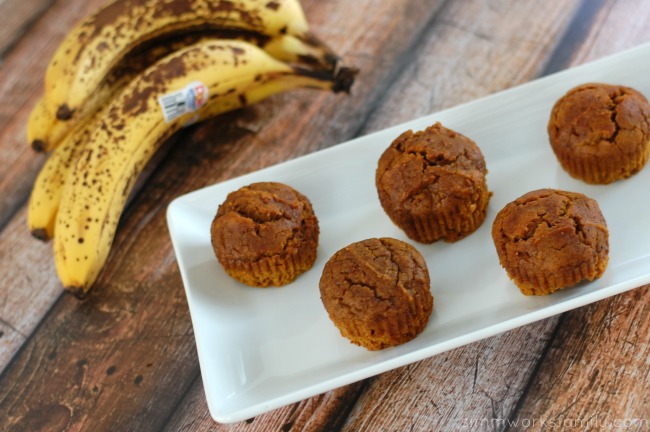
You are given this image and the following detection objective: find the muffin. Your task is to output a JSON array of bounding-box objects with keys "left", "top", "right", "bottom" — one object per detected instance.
[
  {"left": 319, "top": 237, "right": 433, "bottom": 350},
  {"left": 376, "top": 122, "right": 490, "bottom": 243},
  {"left": 210, "top": 182, "right": 319, "bottom": 287},
  {"left": 548, "top": 83, "right": 650, "bottom": 184},
  {"left": 491, "top": 188, "right": 609, "bottom": 296}
]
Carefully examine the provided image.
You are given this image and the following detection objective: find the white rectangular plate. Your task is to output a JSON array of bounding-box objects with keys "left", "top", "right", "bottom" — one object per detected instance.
[{"left": 167, "top": 43, "right": 650, "bottom": 423}]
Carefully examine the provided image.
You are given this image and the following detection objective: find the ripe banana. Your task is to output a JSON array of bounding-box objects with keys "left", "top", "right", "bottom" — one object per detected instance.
[
  {"left": 31, "top": 31, "right": 341, "bottom": 152},
  {"left": 29, "top": 31, "right": 354, "bottom": 240},
  {"left": 52, "top": 39, "right": 354, "bottom": 296},
  {"left": 30, "top": 32, "right": 217, "bottom": 153},
  {"left": 45, "top": 0, "right": 314, "bottom": 121}
]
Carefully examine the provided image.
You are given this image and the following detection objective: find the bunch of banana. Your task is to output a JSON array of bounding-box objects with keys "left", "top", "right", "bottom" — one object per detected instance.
[
  {"left": 28, "top": 0, "right": 346, "bottom": 152},
  {"left": 27, "top": 0, "right": 357, "bottom": 296}
]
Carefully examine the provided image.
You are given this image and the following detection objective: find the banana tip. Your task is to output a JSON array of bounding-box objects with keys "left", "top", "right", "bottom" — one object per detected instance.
[
  {"left": 65, "top": 285, "right": 90, "bottom": 300},
  {"left": 31, "top": 139, "right": 47, "bottom": 153},
  {"left": 31, "top": 228, "right": 51, "bottom": 242}
]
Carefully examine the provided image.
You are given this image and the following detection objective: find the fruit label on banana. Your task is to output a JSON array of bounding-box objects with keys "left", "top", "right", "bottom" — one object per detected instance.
[{"left": 158, "top": 81, "right": 209, "bottom": 123}]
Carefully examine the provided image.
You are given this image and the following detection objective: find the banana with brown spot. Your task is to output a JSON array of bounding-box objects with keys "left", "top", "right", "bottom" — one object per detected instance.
[
  {"left": 52, "top": 39, "right": 354, "bottom": 296},
  {"left": 32, "top": 29, "right": 342, "bottom": 152},
  {"left": 45, "top": 0, "right": 313, "bottom": 121}
]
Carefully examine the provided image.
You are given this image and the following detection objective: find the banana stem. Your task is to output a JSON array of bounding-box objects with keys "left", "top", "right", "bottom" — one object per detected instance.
[{"left": 292, "top": 64, "right": 359, "bottom": 94}]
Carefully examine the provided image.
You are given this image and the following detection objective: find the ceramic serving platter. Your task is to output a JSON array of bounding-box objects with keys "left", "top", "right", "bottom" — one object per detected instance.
[{"left": 167, "top": 42, "right": 650, "bottom": 423}]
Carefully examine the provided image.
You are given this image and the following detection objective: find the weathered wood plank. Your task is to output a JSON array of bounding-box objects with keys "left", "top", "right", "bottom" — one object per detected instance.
[
  {"left": 362, "top": 0, "right": 584, "bottom": 131},
  {"left": 539, "top": 0, "right": 610, "bottom": 76},
  {"left": 342, "top": 323, "right": 560, "bottom": 432},
  {"left": 0, "top": 208, "right": 61, "bottom": 370},
  {"left": 510, "top": 287, "right": 650, "bottom": 431},
  {"left": 565, "top": 0, "right": 650, "bottom": 65},
  {"left": 0, "top": 0, "right": 452, "bottom": 430},
  {"left": 1, "top": 173, "right": 200, "bottom": 431},
  {"left": 0, "top": 0, "right": 54, "bottom": 59},
  {"left": 163, "top": 375, "right": 367, "bottom": 432}
]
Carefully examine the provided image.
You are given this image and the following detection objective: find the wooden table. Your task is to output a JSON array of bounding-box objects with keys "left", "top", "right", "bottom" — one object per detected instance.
[{"left": 1, "top": 0, "right": 649, "bottom": 430}]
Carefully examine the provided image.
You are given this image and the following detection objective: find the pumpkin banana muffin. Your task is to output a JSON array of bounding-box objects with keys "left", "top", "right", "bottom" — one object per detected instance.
[
  {"left": 319, "top": 237, "right": 433, "bottom": 350},
  {"left": 548, "top": 83, "right": 650, "bottom": 184},
  {"left": 491, "top": 188, "right": 609, "bottom": 296},
  {"left": 210, "top": 182, "right": 319, "bottom": 287},
  {"left": 376, "top": 122, "right": 490, "bottom": 243}
]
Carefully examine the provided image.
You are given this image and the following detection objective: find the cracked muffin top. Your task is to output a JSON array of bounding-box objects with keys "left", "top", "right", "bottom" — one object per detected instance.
[
  {"left": 548, "top": 82, "right": 650, "bottom": 184},
  {"left": 210, "top": 182, "right": 319, "bottom": 287},
  {"left": 491, "top": 188, "right": 609, "bottom": 296},
  {"left": 375, "top": 122, "right": 490, "bottom": 243},
  {"left": 319, "top": 237, "right": 433, "bottom": 350}
]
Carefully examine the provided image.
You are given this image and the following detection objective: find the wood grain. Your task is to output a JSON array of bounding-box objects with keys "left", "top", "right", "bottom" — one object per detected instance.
[
  {"left": 0, "top": 0, "right": 54, "bottom": 59},
  {"left": 163, "top": 377, "right": 367, "bottom": 432},
  {"left": 0, "top": 207, "right": 61, "bottom": 370},
  {"left": 564, "top": 0, "right": 650, "bottom": 66},
  {"left": 341, "top": 324, "right": 558, "bottom": 432},
  {"left": 509, "top": 287, "right": 650, "bottom": 431},
  {"left": 361, "top": 0, "right": 583, "bottom": 132}
]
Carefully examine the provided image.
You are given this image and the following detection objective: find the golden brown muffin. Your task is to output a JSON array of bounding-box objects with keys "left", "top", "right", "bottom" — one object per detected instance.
[
  {"left": 376, "top": 122, "right": 490, "bottom": 243},
  {"left": 210, "top": 182, "right": 319, "bottom": 287},
  {"left": 491, "top": 189, "right": 609, "bottom": 296},
  {"left": 319, "top": 237, "right": 433, "bottom": 350},
  {"left": 548, "top": 83, "right": 650, "bottom": 184}
]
